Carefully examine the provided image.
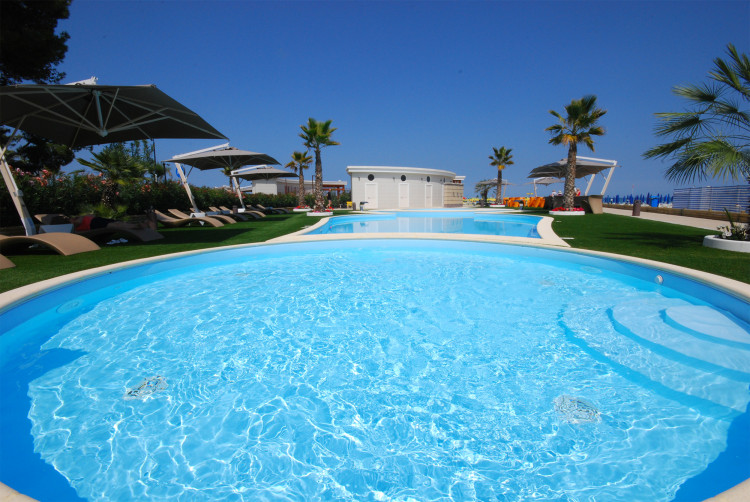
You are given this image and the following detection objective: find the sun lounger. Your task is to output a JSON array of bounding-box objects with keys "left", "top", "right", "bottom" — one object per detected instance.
[
  {"left": 208, "top": 206, "right": 250, "bottom": 221},
  {"left": 169, "top": 209, "right": 236, "bottom": 225},
  {"left": 253, "top": 204, "right": 286, "bottom": 214},
  {"left": 228, "top": 206, "right": 265, "bottom": 218},
  {"left": 0, "top": 233, "right": 100, "bottom": 256},
  {"left": 154, "top": 210, "right": 224, "bottom": 228},
  {"left": 0, "top": 253, "right": 15, "bottom": 269},
  {"left": 35, "top": 214, "right": 165, "bottom": 243}
]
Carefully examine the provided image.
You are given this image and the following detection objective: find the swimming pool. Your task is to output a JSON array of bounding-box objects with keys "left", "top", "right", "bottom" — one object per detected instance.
[
  {"left": 1, "top": 239, "right": 748, "bottom": 501},
  {"left": 305, "top": 211, "right": 541, "bottom": 238}
]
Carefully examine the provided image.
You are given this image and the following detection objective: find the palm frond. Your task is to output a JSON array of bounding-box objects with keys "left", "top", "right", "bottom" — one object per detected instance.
[
  {"left": 663, "top": 139, "right": 750, "bottom": 183},
  {"left": 643, "top": 138, "right": 692, "bottom": 159},
  {"left": 672, "top": 83, "right": 720, "bottom": 104},
  {"left": 653, "top": 113, "right": 705, "bottom": 138}
]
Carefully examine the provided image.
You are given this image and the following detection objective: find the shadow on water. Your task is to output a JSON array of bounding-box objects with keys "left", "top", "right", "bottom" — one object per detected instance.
[{"left": 0, "top": 347, "right": 87, "bottom": 501}]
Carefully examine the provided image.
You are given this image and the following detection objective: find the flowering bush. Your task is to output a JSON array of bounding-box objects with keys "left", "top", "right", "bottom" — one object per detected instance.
[
  {"left": 0, "top": 168, "right": 316, "bottom": 227},
  {"left": 552, "top": 206, "right": 585, "bottom": 212},
  {"left": 717, "top": 209, "right": 749, "bottom": 241}
]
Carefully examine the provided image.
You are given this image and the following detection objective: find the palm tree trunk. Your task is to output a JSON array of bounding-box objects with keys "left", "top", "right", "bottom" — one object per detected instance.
[
  {"left": 563, "top": 143, "right": 577, "bottom": 209},
  {"left": 496, "top": 167, "right": 503, "bottom": 205},
  {"left": 298, "top": 169, "right": 305, "bottom": 207},
  {"left": 314, "top": 148, "right": 324, "bottom": 212}
]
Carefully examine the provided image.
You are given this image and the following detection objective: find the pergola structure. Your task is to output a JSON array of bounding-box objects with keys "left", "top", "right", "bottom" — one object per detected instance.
[{"left": 528, "top": 156, "right": 619, "bottom": 196}]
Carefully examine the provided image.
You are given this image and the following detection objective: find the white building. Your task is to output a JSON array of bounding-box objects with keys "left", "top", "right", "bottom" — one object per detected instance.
[{"left": 347, "top": 166, "right": 463, "bottom": 210}]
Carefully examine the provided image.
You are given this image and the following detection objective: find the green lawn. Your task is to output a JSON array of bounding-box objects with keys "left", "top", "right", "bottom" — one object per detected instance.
[
  {"left": 549, "top": 213, "right": 749, "bottom": 283},
  {"left": 1, "top": 211, "right": 748, "bottom": 294}
]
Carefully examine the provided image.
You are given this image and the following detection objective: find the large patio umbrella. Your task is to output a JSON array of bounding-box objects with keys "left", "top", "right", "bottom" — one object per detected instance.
[
  {"left": 230, "top": 165, "right": 297, "bottom": 210},
  {"left": 231, "top": 165, "right": 295, "bottom": 181},
  {"left": 527, "top": 156, "right": 619, "bottom": 196},
  {"left": 164, "top": 147, "right": 281, "bottom": 213},
  {"left": 530, "top": 177, "right": 562, "bottom": 196},
  {"left": 0, "top": 83, "right": 227, "bottom": 235}
]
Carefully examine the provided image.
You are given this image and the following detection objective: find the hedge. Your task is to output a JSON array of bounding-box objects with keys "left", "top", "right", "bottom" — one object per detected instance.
[{"left": 0, "top": 169, "right": 351, "bottom": 227}]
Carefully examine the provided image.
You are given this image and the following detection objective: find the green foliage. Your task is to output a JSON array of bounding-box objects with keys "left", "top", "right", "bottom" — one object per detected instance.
[
  {"left": 644, "top": 44, "right": 750, "bottom": 183},
  {"left": 77, "top": 143, "right": 148, "bottom": 208},
  {"left": 718, "top": 208, "right": 749, "bottom": 241},
  {"left": 0, "top": 0, "right": 71, "bottom": 85},
  {"left": 3, "top": 132, "right": 75, "bottom": 175},
  {"left": 474, "top": 180, "right": 492, "bottom": 205}
]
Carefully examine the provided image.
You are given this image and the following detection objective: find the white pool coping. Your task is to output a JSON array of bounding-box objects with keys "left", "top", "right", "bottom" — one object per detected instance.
[{"left": 1, "top": 221, "right": 749, "bottom": 502}]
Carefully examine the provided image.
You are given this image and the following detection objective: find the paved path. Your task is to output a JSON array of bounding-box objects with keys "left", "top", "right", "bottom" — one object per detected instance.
[{"left": 603, "top": 207, "right": 723, "bottom": 231}]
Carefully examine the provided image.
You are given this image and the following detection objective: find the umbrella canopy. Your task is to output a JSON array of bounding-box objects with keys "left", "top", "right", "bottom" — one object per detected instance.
[
  {"left": 531, "top": 177, "right": 563, "bottom": 186},
  {"left": 0, "top": 83, "right": 226, "bottom": 148},
  {"left": 165, "top": 147, "right": 279, "bottom": 170},
  {"left": 231, "top": 165, "right": 297, "bottom": 181},
  {"left": 528, "top": 157, "right": 618, "bottom": 179}
]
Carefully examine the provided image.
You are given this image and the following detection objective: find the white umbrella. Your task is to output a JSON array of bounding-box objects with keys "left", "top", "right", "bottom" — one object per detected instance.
[{"left": 164, "top": 146, "right": 280, "bottom": 213}]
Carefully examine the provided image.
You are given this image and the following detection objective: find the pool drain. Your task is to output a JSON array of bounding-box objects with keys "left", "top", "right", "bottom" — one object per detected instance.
[
  {"left": 124, "top": 375, "right": 167, "bottom": 400},
  {"left": 555, "top": 395, "right": 600, "bottom": 424}
]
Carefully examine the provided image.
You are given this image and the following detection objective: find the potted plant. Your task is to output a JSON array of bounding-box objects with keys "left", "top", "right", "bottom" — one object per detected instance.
[{"left": 703, "top": 209, "right": 750, "bottom": 253}]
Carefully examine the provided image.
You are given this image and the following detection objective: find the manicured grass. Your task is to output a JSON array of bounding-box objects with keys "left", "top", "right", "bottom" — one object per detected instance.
[
  {"left": 549, "top": 213, "right": 749, "bottom": 283},
  {"left": 1, "top": 211, "right": 748, "bottom": 294}
]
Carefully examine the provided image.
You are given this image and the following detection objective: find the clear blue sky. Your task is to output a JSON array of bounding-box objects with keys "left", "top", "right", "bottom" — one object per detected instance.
[{"left": 57, "top": 0, "right": 749, "bottom": 197}]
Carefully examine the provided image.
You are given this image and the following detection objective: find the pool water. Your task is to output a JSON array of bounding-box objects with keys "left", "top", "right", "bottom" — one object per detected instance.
[
  {"left": 1, "top": 240, "right": 749, "bottom": 501},
  {"left": 305, "top": 211, "right": 541, "bottom": 237}
]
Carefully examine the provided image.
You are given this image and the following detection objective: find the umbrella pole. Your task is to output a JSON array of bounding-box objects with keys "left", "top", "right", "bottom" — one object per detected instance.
[
  {"left": 174, "top": 162, "right": 200, "bottom": 213},
  {"left": 0, "top": 124, "right": 37, "bottom": 236},
  {"left": 232, "top": 176, "right": 246, "bottom": 210}
]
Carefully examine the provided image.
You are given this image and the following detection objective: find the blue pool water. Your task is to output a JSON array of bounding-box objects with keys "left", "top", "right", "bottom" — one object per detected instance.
[
  {"left": 305, "top": 211, "right": 541, "bottom": 237},
  {"left": 1, "top": 240, "right": 749, "bottom": 501}
]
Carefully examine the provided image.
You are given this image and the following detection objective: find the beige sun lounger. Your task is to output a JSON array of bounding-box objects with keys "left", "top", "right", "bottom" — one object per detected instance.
[
  {"left": 0, "top": 253, "right": 15, "bottom": 269},
  {"left": 0, "top": 233, "right": 100, "bottom": 256},
  {"left": 169, "top": 209, "right": 236, "bottom": 225},
  {"left": 154, "top": 210, "right": 224, "bottom": 228},
  {"left": 227, "top": 206, "right": 265, "bottom": 218},
  {"left": 253, "top": 204, "right": 286, "bottom": 214},
  {"left": 208, "top": 206, "right": 250, "bottom": 221}
]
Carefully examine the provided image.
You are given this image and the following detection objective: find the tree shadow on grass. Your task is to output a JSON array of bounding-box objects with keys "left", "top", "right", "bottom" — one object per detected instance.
[
  {"left": 595, "top": 231, "right": 705, "bottom": 250},
  {"left": 157, "top": 226, "right": 254, "bottom": 245}
]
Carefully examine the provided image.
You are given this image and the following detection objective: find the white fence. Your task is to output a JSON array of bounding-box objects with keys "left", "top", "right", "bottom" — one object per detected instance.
[{"left": 673, "top": 185, "right": 749, "bottom": 213}]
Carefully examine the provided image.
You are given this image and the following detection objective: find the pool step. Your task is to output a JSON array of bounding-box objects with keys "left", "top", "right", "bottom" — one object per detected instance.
[
  {"left": 560, "top": 300, "right": 750, "bottom": 417},
  {"left": 610, "top": 300, "right": 750, "bottom": 378}
]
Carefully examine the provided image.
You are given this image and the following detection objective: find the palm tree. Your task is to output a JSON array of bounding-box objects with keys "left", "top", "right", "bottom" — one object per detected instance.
[
  {"left": 285, "top": 151, "right": 313, "bottom": 207},
  {"left": 474, "top": 180, "right": 492, "bottom": 206},
  {"left": 489, "top": 146, "right": 513, "bottom": 204},
  {"left": 644, "top": 44, "right": 750, "bottom": 183},
  {"left": 299, "top": 118, "right": 339, "bottom": 212},
  {"left": 77, "top": 143, "right": 146, "bottom": 208},
  {"left": 546, "top": 95, "right": 607, "bottom": 209}
]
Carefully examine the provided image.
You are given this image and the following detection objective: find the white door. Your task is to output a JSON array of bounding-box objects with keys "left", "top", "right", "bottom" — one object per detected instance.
[
  {"left": 398, "top": 183, "right": 410, "bottom": 208},
  {"left": 365, "top": 183, "right": 378, "bottom": 209},
  {"left": 424, "top": 184, "right": 433, "bottom": 208}
]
